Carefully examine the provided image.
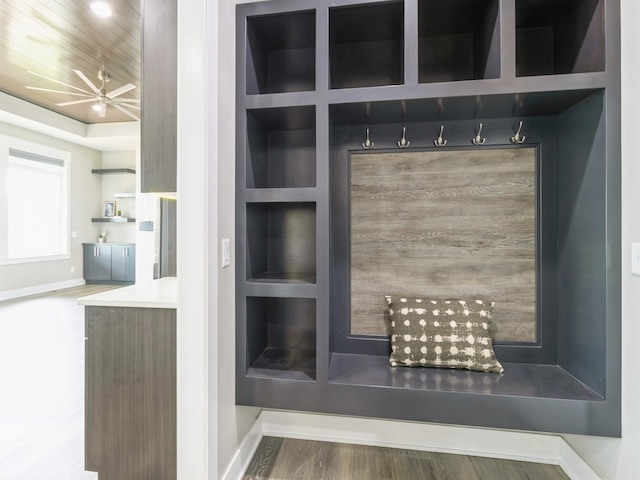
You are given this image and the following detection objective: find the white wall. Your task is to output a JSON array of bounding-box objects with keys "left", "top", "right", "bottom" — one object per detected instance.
[
  {"left": 0, "top": 121, "right": 101, "bottom": 294},
  {"left": 216, "top": 1, "right": 262, "bottom": 477},
  {"left": 195, "top": 1, "right": 640, "bottom": 479}
]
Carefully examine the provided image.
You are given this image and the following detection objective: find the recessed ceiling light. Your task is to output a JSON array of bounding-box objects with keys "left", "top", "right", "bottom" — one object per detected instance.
[{"left": 90, "top": 1, "right": 112, "bottom": 17}]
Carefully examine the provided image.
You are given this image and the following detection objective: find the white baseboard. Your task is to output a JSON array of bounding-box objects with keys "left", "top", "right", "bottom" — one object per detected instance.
[
  {"left": 0, "top": 278, "right": 86, "bottom": 302},
  {"left": 223, "top": 410, "right": 600, "bottom": 480},
  {"left": 221, "top": 417, "right": 264, "bottom": 480}
]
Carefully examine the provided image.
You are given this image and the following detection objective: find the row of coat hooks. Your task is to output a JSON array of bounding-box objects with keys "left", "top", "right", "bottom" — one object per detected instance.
[{"left": 361, "top": 121, "right": 527, "bottom": 150}]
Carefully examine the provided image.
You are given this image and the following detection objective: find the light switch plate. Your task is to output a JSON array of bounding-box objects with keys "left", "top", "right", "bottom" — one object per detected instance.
[
  {"left": 222, "top": 238, "right": 230, "bottom": 268},
  {"left": 632, "top": 243, "right": 640, "bottom": 276}
]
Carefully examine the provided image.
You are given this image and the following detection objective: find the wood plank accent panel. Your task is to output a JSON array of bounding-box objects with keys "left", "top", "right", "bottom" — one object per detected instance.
[
  {"left": 0, "top": 0, "right": 140, "bottom": 124},
  {"left": 350, "top": 148, "right": 537, "bottom": 342},
  {"left": 85, "top": 306, "right": 176, "bottom": 480}
]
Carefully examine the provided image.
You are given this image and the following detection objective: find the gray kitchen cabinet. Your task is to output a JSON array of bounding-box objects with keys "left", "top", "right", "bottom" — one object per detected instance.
[
  {"left": 111, "top": 245, "right": 136, "bottom": 283},
  {"left": 85, "top": 306, "right": 176, "bottom": 480},
  {"left": 83, "top": 243, "right": 136, "bottom": 284},
  {"left": 83, "top": 244, "right": 112, "bottom": 282},
  {"left": 141, "top": 0, "right": 176, "bottom": 193}
]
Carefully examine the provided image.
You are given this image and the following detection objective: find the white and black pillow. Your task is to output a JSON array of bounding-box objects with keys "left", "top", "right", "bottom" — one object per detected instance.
[{"left": 385, "top": 296, "right": 503, "bottom": 373}]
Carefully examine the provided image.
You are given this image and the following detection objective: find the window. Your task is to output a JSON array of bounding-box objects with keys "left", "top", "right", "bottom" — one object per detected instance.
[{"left": 0, "top": 136, "right": 70, "bottom": 264}]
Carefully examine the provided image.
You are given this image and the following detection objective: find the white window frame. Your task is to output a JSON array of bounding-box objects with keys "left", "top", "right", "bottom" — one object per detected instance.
[{"left": 0, "top": 135, "right": 71, "bottom": 265}]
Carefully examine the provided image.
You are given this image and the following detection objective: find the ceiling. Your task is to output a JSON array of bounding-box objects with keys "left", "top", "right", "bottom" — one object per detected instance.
[{"left": 0, "top": 0, "right": 141, "bottom": 125}]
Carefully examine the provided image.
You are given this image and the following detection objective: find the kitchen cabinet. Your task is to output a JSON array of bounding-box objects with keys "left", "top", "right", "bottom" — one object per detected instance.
[
  {"left": 111, "top": 245, "right": 136, "bottom": 283},
  {"left": 141, "top": 0, "right": 176, "bottom": 193},
  {"left": 83, "top": 243, "right": 136, "bottom": 284},
  {"left": 85, "top": 305, "right": 176, "bottom": 480},
  {"left": 82, "top": 244, "right": 112, "bottom": 282}
]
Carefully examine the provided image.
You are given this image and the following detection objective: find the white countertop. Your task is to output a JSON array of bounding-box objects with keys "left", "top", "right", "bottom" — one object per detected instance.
[{"left": 78, "top": 277, "right": 177, "bottom": 309}]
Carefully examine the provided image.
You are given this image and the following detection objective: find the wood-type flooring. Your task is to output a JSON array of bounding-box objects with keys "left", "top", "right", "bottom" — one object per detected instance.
[
  {"left": 0, "top": 285, "right": 119, "bottom": 480},
  {"left": 244, "top": 436, "right": 571, "bottom": 480}
]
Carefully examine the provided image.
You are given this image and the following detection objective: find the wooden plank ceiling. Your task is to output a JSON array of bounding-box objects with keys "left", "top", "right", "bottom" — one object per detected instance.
[{"left": 0, "top": 0, "right": 140, "bottom": 124}]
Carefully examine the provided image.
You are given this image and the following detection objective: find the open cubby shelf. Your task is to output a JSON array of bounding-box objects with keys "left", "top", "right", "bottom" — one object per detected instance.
[
  {"left": 246, "top": 297, "right": 316, "bottom": 381},
  {"left": 515, "top": 0, "right": 605, "bottom": 77},
  {"left": 245, "top": 202, "right": 316, "bottom": 284},
  {"left": 246, "top": 106, "right": 316, "bottom": 189},
  {"left": 329, "top": 1, "right": 404, "bottom": 89},
  {"left": 246, "top": 10, "right": 316, "bottom": 94},
  {"left": 236, "top": 0, "right": 620, "bottom": 437},
  {"left": 418, "top": 0, "right": 500, "bottom": 83}
]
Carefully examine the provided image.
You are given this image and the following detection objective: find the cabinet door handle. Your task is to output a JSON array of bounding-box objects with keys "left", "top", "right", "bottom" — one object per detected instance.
[{"left": 123, "top": 247, "right": 126, "bottom": 257}]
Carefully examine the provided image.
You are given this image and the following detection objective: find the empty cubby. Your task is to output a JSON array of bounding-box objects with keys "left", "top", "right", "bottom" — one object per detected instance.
[
  {"left": 246, "top": 296, "right": 316, "bottom": 381},
  {"left": 246, "top": 10, "right": 316, "bottom": 94},
  {"left": 329, "top": 1, "right": 404, "bottom": 89},
  {"left": 246, "top": 202, "right": 316, "bottom": 284},
  {"left": 418, "top": 0, "right": 500, "bottom": 83},
  {"left": 246, "top": 106, "right": 316, "bottom": 189},
  {"left": 516, "top": 0, "right": 605, "bottom": 77}
]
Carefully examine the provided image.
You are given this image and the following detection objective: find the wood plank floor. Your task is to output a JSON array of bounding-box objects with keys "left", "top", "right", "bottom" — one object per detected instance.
[
  {"left": 0, "top": 285, "right": 119, "bottom": 480},
  {"left": 244, "top": 437, "right": 571, "bottom": 480}
]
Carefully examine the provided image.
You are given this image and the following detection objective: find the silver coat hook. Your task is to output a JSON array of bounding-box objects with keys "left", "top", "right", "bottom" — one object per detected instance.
[
  {"left": 362, "top": 128, "right": 374, "bottom": 149},
  {"left": 434, "top": 125, "right": 447, "bottom": 147},
  {"left": 397, "top": 126, "right": 410, "bottom": 148},
  {"left": 472, "top": 123, "right": 486, "bottom": 145},
  {"left": 511, "top": 121, "right": 526, "bottom": 144}
]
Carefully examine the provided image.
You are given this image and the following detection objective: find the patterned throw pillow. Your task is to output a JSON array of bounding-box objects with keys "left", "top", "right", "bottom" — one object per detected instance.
[{"left": 384, "top": 296, "right": 504, "bottom": 373}]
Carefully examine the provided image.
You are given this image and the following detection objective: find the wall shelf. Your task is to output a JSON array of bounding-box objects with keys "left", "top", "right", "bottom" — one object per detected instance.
[
  {"left": 91, "top": 168, "right": 136, "bottom": 175},
  {"left": 236, "top": 0, "right": 621, "bottom": 438},
  {"left": 91, "top": 218, "right": 136, "bottom": 223}
]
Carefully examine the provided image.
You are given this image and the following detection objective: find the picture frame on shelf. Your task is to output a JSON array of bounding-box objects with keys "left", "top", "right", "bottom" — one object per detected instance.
[{"left": 103, "top": 201, "right": 116, "bottom": 218}]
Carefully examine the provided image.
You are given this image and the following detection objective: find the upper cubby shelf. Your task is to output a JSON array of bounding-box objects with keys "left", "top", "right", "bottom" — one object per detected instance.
[
  {"left": 246, "top": 10, "right": 316, "bottom": 95},
  {"left": 516, "top": 0, "right": 605, "bottom": 77},
  {"left": 418, "top": 0, "right": 500, "bottom": 83},
  {"left": 329, "top": 1, "right": 404, "bottom": 89}
]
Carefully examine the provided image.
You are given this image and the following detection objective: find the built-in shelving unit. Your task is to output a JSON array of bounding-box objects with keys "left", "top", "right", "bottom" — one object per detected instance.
[
  {"left": 236, "top": 0, "right": 620, "bottom": 437},
  {"left": 91, "top": 167, "right": 136, "bottom": 224}
]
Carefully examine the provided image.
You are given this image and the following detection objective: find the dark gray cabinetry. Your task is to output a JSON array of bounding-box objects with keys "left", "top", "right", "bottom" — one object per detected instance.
[
  {"left": 236, "top": 0, "right": 620, "bottom": 437},
  {"left": 83, "top": 244, "right": 136, "bottom": 284},
  {"left": 141, "top": 0, "right": 177, "bottom": 193},
  {"left": 85, "top": 306, "right": 176, "bottom": 480},
  {"left": 111, "top": 245, "right": 136, "bottom": 283},
  {"left": 83, "top": 244, "right": 112, "bottom": 282}
]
